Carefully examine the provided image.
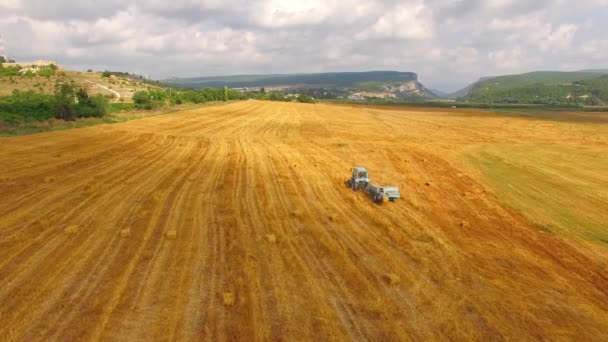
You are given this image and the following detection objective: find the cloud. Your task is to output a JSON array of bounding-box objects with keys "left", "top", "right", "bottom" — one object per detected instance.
[
  {"left": 580, "top": 40, "right": 608, "bottom": 60},
  {"left": 538, "top": 24, "right": 578, "bottom": 52},
  {"left": 0, "top": 0, "right": 607, "bottom": 91},
  {"left": 357, "top": 1, "right": 434, "bottom": 40},
  {"left": 488, "top": 46, "right": 530, "bottom": 70}
]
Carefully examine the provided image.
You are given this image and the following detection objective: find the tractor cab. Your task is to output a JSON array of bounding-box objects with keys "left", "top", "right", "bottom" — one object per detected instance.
[
  {"left": 352, "top": 167, "right": 369, "bottom": 182},
  {"left": 348, "top": 166, "right": 370, "bottom": 190}
]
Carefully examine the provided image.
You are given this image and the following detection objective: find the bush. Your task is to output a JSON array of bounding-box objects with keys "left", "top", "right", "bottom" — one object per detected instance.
[
  {"left": 73, "top": 88, "right": 108, "bottom": 118},
  {"left": 0, "top": 84, "right": 109, "bottom": 123},
  {"left": 0, "top": 64, "right": 21, "bottom": 78},
  {"left": 0, "top": 90, "right": 56, "bottom": 122},
  {"left": 38, "top": 66, "right": 56, "bottom": 77},
  {"left": 102, "top": 70, "right": 111, "bottom": 77},
  {"left": 296, "top": 94, "right": 316, "bottom": 103},
  {"left": 133, "top": 90, "right": 164, "bottom": 109}
]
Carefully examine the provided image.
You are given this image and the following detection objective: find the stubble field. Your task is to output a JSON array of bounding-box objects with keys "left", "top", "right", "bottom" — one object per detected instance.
[{"left": 1, "top": 101, "right": 607, "bottom": 340}]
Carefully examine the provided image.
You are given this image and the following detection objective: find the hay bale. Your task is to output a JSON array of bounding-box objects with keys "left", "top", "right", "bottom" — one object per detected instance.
[
  {"left": 64, "top": 225, "right": 79, "bottom": 236},
  {"left": 265, "top": 234, "right": 277, "bottom": 243},
  {"left": 152, "top": 191, "right": 163, "bottom": 202},
  {"left": 383, "top": 273, "right": 401, "bottom": 285},
  {"left": 43, "top": 176, "right": 56, "bottom": 183},
  {"left": 166, "top": 230, "right": 177, "bottom": 240},
  {"left": 223, "top": 292, "right": 235, "bottom": 306},
  {"left": 120, "top": 228, "right": 131, "bottom": 238}
]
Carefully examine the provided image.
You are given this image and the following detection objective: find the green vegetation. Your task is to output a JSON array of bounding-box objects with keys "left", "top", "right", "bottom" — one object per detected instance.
[
  {"left": 469, "top": 144, "right": 608, "bottom": 244},
  {"left": 109, "top": 102, "right": 136, "bottom": 112},
  {"left": 0, "top": 63, "right": 58, "bottom": 78},
  {"left": 465, "top": 71, "right": 608, "bottom": 105},
  {"left": 354, "top": 81, "right": 388, "bottom": 91},
  {"left": 0, "top": 64, "right": 22, "bottom": 78},
  {"left": 0, "top": 91, "right": 56, "bottom": 123},
  {"left": 0, "top": 56, "right": 15, "bottom": 63},
  {"left": 296, "top": 94, "right": 316, "bottom": 103},
  {"left": 102, "top": 70, "right": 112, "bottom": 77},
  {"left": 38, "top": 64, "right": 58, "bottom": 78},
  {"left": 0, "top": 84, "right": 108, "bottom": 124},
  {"left": 132, "top": 90, "right": 163, "bottom": 109},
  {"left": 132, "top": 87, "right": 244, "bottom": 110}
]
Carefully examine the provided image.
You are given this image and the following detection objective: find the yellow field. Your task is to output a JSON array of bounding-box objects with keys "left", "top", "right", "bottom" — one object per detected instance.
[{"left": 1, "top": 101, "right": 607, "bottom": 340}]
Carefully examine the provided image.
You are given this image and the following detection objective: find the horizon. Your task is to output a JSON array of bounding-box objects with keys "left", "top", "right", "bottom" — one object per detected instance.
[{"left": 1, "top": 0, "right": 608, "bottom": 92}]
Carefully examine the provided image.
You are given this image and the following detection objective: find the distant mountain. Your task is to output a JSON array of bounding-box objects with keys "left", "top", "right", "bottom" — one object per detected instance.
[
  {"left": 429, "top": 88, "right": 449, "bottom": 98},
  {"left": 469, "top": 71, "right": 608, "bottom": 93},
  {"left": 448, "top": 77, "right": 496, "bottom": 98},
  {"left": 164, "top": 71, "right": 436, "bottom": 99},
  {"left": 577, "top": 69, "right": 608, "bottom": 74},
  {"left": 463, "top": 70, "right": 608, "bottom": 105}
]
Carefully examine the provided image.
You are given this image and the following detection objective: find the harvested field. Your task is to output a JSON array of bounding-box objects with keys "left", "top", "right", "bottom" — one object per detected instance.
[{"left": 1, "top": 101, "right": 607, "bottom": 340}]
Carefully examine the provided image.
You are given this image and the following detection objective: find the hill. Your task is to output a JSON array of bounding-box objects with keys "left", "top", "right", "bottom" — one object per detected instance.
[
  {"left": 165, "top": 71, "right": 436, "bottom": 99},
  {"left": 463, "top": 70, "right": 608, "bottom": 105},
  {"left": 0, "top": 62, "right": 164, "bottom": 102}
]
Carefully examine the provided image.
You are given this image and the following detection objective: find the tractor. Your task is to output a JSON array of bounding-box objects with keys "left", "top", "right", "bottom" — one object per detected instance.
[{"left": 346, "top": 166, "right": 400, "bottom": 203}]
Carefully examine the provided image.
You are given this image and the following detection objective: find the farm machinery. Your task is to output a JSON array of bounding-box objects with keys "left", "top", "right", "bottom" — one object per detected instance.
[{"left": 346, "top": 166, "right": 400, "bottom": 203}]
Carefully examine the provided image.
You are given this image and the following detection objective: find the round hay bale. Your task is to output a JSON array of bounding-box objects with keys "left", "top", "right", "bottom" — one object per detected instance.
[
  {"left": 265, "top": 234, "right": 277, "bottom": 243},
  {"left": 64, "top": 225, "right": 79, "bottom": 236},
  {"left": 223, "top": 292, "right": 235, "bottom": 306},
  {"left": 383, "top": 273, "right": 401, "bottom": 285},
  {"left": 166, "top": 230, "right": 177, "bottom": 240}
]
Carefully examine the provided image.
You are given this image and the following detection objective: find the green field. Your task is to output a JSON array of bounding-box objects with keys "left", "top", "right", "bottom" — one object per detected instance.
[{"left": 469, "top": 143, "right": 608, "bottom": 243}]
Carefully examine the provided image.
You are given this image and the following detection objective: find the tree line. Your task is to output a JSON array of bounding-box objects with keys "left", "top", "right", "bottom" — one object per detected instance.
[{"left": 131, "top": 86, "right": 244, "bottom": 109}]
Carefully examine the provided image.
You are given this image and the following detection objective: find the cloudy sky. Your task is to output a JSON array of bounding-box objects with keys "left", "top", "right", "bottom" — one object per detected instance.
[{"left": 1, "top": 0, "right": 607, "bottom": 91}]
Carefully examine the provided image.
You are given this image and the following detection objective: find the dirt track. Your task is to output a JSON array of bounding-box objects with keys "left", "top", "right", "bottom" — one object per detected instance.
[{"left": 1, "top": 101, "right": 607, "bottom": 340}]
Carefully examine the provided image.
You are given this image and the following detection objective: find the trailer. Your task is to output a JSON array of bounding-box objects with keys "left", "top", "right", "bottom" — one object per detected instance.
[{"left": 366, "top": 184, "right": 401, "bottom": 203}]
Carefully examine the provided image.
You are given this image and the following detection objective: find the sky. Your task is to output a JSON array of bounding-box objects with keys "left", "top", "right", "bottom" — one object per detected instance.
[{"left": 1, "top": 0, "right": 607, "bottom": 91}]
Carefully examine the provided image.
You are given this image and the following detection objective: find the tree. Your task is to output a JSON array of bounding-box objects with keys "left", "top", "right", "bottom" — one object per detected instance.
[
  {"left": 133, "top": 91, "right": 152, "bottom": 109},
  {"left": 0, "top": 56, "right": 5, "bottom": 63},
  {"left": 223, "top": 86, "right": 228, "bottom": 101},
  {"left": 54, "top": 83, "right": 77, "bottom": 120},
  {"left": 102, "top": 70, "right": 111, "bottom": 77}
]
